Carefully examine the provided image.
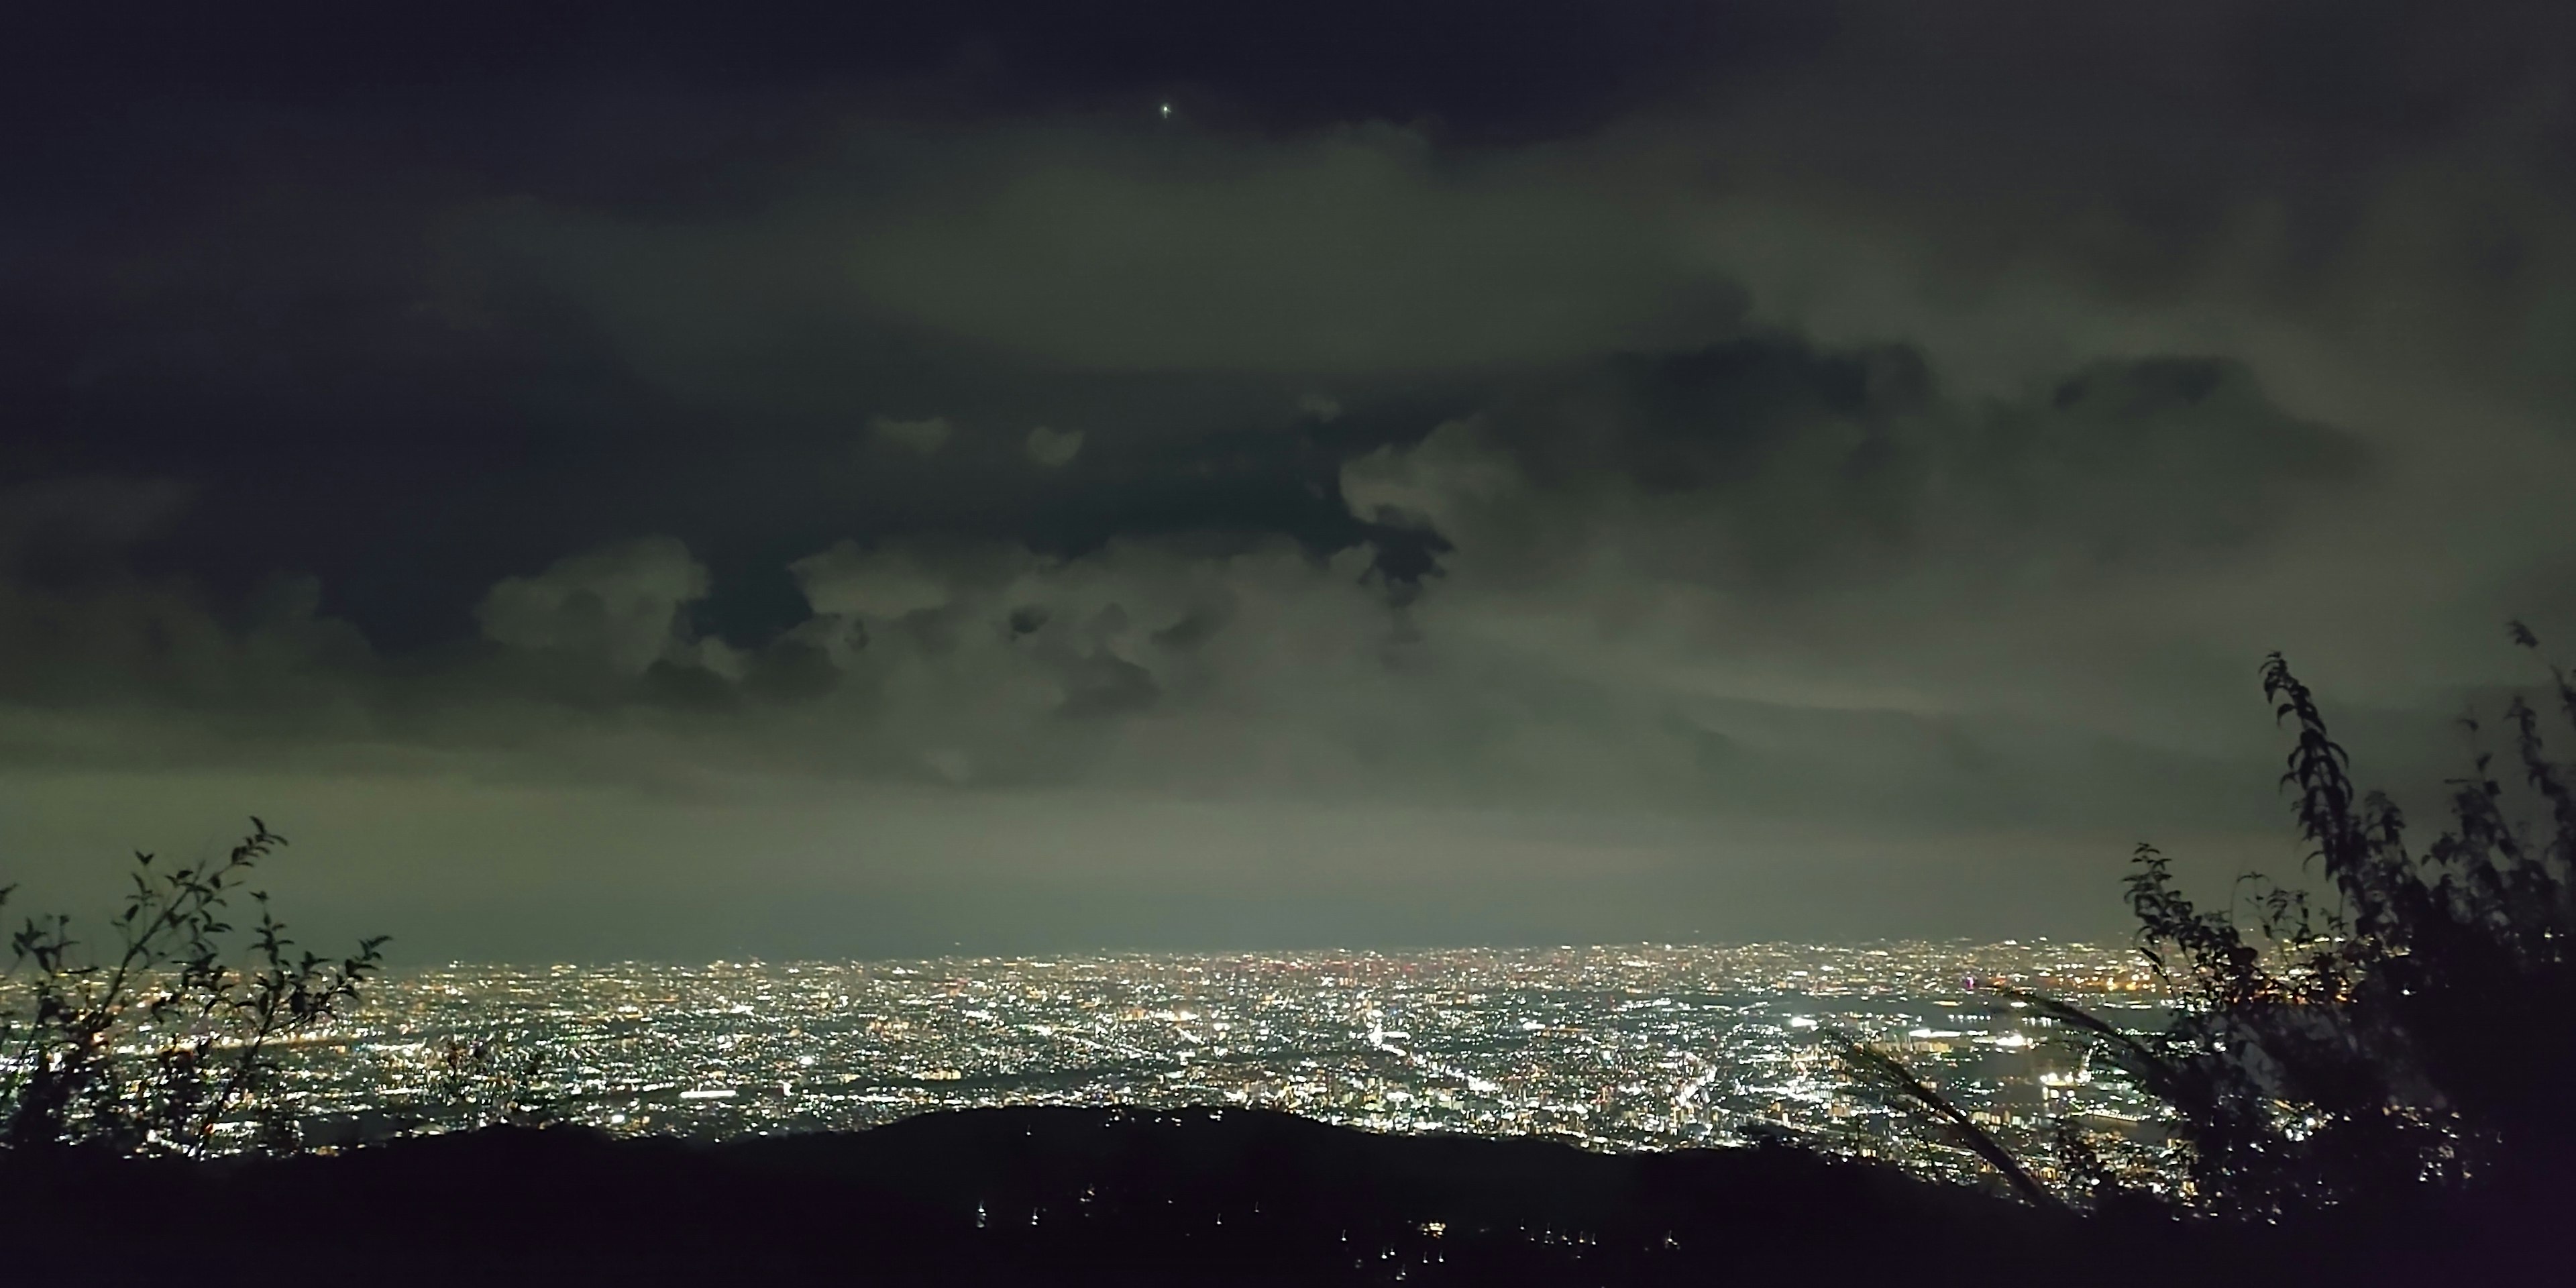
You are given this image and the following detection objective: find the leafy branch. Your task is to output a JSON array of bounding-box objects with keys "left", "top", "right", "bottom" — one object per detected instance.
[{"left": 1, "top": 820, "right": 386, "bottom": 1156}]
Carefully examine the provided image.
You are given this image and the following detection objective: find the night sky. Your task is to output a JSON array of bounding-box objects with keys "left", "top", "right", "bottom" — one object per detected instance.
[{"left": 5, "top": 1, "right": 2573, "bottom": 961}]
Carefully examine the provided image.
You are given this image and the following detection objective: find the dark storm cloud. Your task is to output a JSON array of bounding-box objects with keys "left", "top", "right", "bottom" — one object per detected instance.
[
  {"left": 0, "top": 328, "right": 2370, "bottom": 814},
  {"left": 2, "top": 0, "right": 2573, "bottom": 956},
  {"left": 10, "top": 0, "right": 2567, "bottom": 636},
  {"left": 1356, "top": 341, "right": 2365, "bottom": 594}
]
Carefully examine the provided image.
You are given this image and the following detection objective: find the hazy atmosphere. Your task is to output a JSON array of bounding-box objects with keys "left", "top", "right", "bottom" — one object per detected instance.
[{"left": 7, "top": 1, "right": 2574, "bottom": 959}]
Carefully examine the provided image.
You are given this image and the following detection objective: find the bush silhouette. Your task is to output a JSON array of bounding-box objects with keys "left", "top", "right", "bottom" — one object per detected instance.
[
  {"left": 1845, "top": 626, "right": 2576, "bottom": 1219},
  {"left": 1, "top": 820, "right": 386, "bottom": 1155}
]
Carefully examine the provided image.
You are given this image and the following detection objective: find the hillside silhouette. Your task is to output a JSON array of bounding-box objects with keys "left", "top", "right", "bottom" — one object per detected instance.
[{"left": 1, "top": 1104, "right": 2529, "bottom": 1287}]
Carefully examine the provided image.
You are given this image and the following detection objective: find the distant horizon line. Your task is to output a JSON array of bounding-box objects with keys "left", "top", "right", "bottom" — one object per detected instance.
[{"left": 392, "top": 934, "right": 2128, "bottom": 972}]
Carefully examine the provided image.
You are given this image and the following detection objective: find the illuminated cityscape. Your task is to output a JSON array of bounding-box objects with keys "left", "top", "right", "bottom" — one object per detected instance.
[{"left": 256, "top": 940, "right": 2173, "bottom": 1189}]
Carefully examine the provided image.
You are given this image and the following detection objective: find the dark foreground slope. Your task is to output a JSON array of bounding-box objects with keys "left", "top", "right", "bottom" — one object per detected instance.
[{"left": 0, "top": 1107, "right": 2522, "bottom": 1286}]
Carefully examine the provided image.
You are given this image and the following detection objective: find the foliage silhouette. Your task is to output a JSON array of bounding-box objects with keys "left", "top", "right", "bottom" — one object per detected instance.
[
  {"left": 1843, "top": 627, "right": 2576, "bottom": 1219},
  {"left": 0, "top": 820, "right": 386, "bottom": 1155},
  {"left": 1827, "top": 1026, "right": 2061, "bottom": 1209}
]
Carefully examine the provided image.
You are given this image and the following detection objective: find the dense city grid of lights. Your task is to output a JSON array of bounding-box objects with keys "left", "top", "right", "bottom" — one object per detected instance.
[{"left": 223, "top": 940, "right": 2174, "bottom": 1189}]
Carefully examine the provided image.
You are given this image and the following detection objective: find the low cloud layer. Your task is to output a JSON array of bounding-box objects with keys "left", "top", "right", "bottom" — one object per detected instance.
[{"left": 3, "top": 1, "right": 2572, "bottom": 957}]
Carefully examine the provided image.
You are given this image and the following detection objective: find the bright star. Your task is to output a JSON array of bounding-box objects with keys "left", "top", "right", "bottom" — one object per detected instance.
[{"left": 1158, "top": 103, "right": 1173, "bottom": 119}]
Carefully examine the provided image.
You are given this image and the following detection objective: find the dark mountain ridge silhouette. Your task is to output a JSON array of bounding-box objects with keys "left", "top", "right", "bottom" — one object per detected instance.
[{"left": 4, "top": 1104, "right": 2518, "bottom": 1286}]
